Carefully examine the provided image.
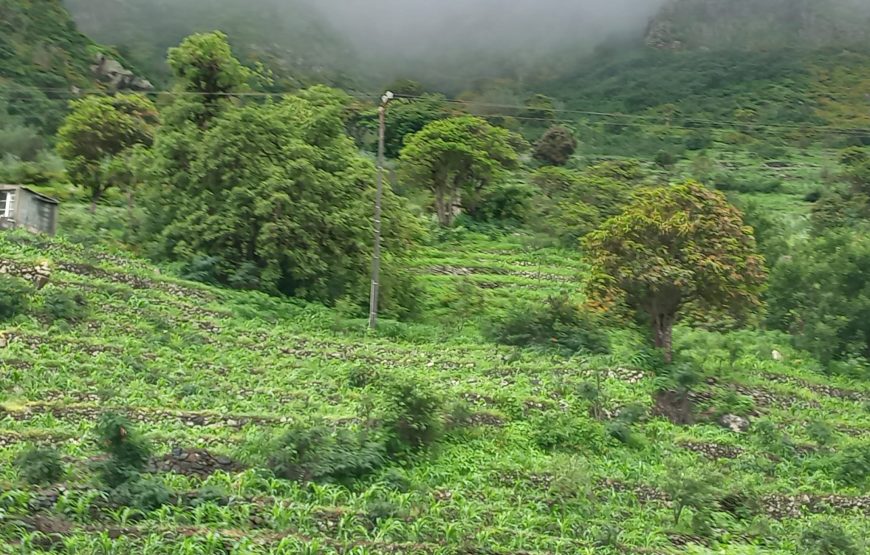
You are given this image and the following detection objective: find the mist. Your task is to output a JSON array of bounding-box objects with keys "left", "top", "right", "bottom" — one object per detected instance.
[{"left": 305, "top": 0, "right": 667, "bottom": 55}]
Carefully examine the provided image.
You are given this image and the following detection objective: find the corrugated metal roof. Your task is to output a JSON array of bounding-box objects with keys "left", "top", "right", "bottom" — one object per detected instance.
[{"left": 0, "top": 184, "right": 60, "bottom": 204}]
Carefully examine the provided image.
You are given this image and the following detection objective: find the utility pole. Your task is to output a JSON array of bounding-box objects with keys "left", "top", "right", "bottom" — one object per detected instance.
[{"left": 369, "top": 91, "right": 394, "bottom": 330}]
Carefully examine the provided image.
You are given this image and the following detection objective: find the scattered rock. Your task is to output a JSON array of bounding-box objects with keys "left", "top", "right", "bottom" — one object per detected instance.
[
  {"left": 680, "top": 440, "right": 744, "bottom": 459},
  {"left": 719, "top": 414, "right": 751, "bottom": 433},
  {"left": 147, "top": 448, "right": 245, "bottom": 478}
]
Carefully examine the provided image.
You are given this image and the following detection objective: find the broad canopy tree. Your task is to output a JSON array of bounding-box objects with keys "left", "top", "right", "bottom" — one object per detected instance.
[
  {"left": 56, "top": 94, "right": 158, "bottom": 212},
  {"left": 400, "top": 116, "right": 521, "bottom": 226},
  {"left": 584, "top": 181, "right": 766, "bottom": 362},
  {"left": 144, "top": 83, "right": 419, "bottom": 302}
]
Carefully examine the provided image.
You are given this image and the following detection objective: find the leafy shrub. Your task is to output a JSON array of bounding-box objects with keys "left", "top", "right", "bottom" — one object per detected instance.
[
  {"left": 530, "top": 411, "right": 606, "bottom": 453},
  {"left": 40, "top": 287, "right": 88, "bottom": 323},
  {"left": 752, "top": 419, "right": 795, "bottom": 457},
  {"left": 654, "top": 150, "right": 678, "bottom": 169},
  {"left": 94, "top": 413, "right": 152, "bottom": 487},
  {"left": 15, "top": 445, "right": 64, "bottom": 485},
  {"left": 684, "top": 131, "right": 713, "bottom": 151},
  {"left": 111, "top": 476, "right": 173, "bottom": 511},
  {"left": 266, "top": 422, "right": 385, "bottom": 484},
  {"left": 485, "top": 295, "right": 610, "bottom": 355},
  {"left": 381, "top": 468, "right": 413, "bottom": 493},
  {"left": 379, "top": 379, "right": 444, "bottom": 454},
  {"left": 800, "top": 521, "right": 861, "bottom": 555},
  {"left": 712, "top": 173, "right": 782, "bottom": 194},
  {"left": 714, "top": 389, "right": 756, "bottom": 418},
  {"left": 366, "top": 499, "right": 403, "bottom": 523},
  {"left": 831, "top": 445, "right": 870, "bottom": 487},
  {"left": 0, "top": 275, "right": 33, "bottom": 321},
  {"left": 534, "top": 126, "right": 578, "bottom": 166},
  {"left": 663, "top": 468, "right": 719, "bottom": 529},
  {"left": 474, "top": 182, "right": 536, "bottom": 225},
  {"left": 807, "top": 420, "right": 836, "bottom": 448}
]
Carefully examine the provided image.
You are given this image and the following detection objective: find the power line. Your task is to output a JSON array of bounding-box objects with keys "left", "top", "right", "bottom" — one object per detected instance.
[{"left": 1, "top": 87, "right": 869, "bottom": 138}]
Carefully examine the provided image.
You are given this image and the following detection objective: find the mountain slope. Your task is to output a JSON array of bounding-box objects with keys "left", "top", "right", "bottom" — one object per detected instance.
[
  {"left": 63, "top": 0, "right": 359, "bottom": 89},
  {"left": 0, "top": 228, "right": 868, "bottom": 553},
  {"left": 647, "top": 0, "right": 870, "bottom": 50},
  {"left": 0, "top": 0, "right": 146, "bottom": 133}
]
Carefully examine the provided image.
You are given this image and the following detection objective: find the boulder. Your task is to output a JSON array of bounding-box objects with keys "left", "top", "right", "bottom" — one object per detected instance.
[{"left": 719, "top": 414, "right": 750, "bottom": 433}]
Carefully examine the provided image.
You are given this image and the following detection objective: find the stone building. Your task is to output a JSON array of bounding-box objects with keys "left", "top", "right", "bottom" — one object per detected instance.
[{"left": 0, "top": 185, "right": 59, "bottom": 235}]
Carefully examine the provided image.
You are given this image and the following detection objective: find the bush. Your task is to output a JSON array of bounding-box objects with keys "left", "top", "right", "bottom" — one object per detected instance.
[
  {"left": 800, "top": 521, "right": 861, "bottom": 555},
  {"left": 485, "top": 295, "right": 610, "bottom": 355},
  {"left": 40, "top": 287, "right": 88, "bottom": 323},
  {"left": 0, "top": 274, "right": 33, "bottom": 321},
  {"left": 663, "top": 468, "right": 719, "bottom": 530},
  {"left": 111, "top": 476, "right": 173, "bottom": 511},
  {"left": 15, "top": 445, "right": 64, "bottom": 485},
  {"left": 474, "top": 182, "right": 536, "bottom": 225},
  {"left": 654, "top": 150, "right": 678, "bottom": 169},
  {"left": 266, "top": 422, "right": 385, "bottom": 484},
  {"left": 807, "top": 420, "right": 836, "bottom": 448},
  {"left": 534, "top": 126, "right": 578, "bottom": 166},
  {"left": 832, "top": 445, "right": 870, "bottom": 487},
  {"left": 379, "top": 379, "right": 444, "bottom": 454},
  {"left": 94, "top": 413, "right": 152, "bottom": 487}
]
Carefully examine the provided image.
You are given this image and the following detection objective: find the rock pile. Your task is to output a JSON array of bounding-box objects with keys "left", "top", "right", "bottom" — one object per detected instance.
[
  {"left": 0, "top": 259, "right": 51, "bottom": 289},
  {"left": 148, "top": 448, "right": 245, "bottom": 478}
]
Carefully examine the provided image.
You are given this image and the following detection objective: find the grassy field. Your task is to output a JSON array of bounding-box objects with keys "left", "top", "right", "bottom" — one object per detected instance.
[{"left": 1, "top": 225, "right": 868, "bottom": 555}]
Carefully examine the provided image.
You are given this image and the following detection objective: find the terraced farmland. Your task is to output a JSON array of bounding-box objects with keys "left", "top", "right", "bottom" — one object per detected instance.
[{"left": 1, "top": 230, "right": 869, "bottom": 554}]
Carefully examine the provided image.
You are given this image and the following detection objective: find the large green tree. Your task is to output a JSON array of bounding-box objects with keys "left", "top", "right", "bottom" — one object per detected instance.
[
  {"left": 166, "top": 31, "right": 252, "bottom": 126},
  {"left": 584, "top": 181, "right": 766, "bottom": 362},
  {"left": 767, "top": 229, "right": 870, "bottom": 367},
  {"left": 144, "top": 83, "right": 419, "bottom": 302},
  {"left": 399, "top": 116, "right": 520, "bottom": 226},
  {"left": 56, "top": 94, "right": 158, "bottom": 212}
]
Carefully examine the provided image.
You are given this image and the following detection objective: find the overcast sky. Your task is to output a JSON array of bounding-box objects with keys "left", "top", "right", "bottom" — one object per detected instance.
[{"left": 302, "top": 0, "right": 669, "bottom": 55}]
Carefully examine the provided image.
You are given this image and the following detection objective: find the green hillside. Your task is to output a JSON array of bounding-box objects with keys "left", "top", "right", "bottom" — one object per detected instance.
[
  {"left": 62, "top": 0, "right": 358, "bottom": 89},
  {"left": 647, "top": 0, "right": 870, "bottom": 51},
  {"left": 1, "top": 227, "right": 868, "bottom": 554}
]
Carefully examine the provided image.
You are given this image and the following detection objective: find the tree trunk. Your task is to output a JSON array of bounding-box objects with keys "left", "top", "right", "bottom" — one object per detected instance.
[
  {"left": 652, "top": 312, "right": 675, "bottom": 363},
  {"left": 435, "top": 192, "right": 449, "bottom": 227},
  {"left": 90, "top": 186, "right": 104, "bottom": 214}
]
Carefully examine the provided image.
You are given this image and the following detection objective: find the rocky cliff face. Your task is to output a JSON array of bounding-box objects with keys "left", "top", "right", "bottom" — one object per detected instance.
[{"left": 646, "top": 0, "right": 870, "bottom": 51}]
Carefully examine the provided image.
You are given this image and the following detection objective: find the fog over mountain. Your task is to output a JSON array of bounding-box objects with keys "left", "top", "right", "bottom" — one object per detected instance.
[{"left": 303, "top": 0, "right": 669, "bottom": 56}]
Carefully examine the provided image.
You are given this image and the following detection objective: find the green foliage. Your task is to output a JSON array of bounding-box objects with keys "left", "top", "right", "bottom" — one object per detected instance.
[
  {"left": 534, "top": 126, "right": 578, "bottom": 166},
  {"left": 474, "top": 182, "right": 536, "bottom": 226},
  {"left": 584, "top": 181, "right": 766, "bottom": 361},
  {"left": 39, "top": 287, "right": 89, "bottom": 323},
  {"left": 14, "top": 445, "right": 64, "bottom": 485},
  {"left": 800, "top": 521, "right": 861, "bottom": 555},
  {"left": 111, "top": 475, "right": 173, "bottom": 512},
  {"left": 654, "top": 150, "right": 678, "bottom": 169},
  {"left": 379, "top": 378, "right": 444, "bottom": 454},
  {"left": 94, "top": 413, "right": 152, "bottom": 487},
  {"left": 663, "top": 468, "right": 718, "bottom": 529},
  {"left": 265, "top": 422, "right": 385, "bottom": 484},
  {"left": 530, "top": 165, "right": 636, "bottom": 247},
  {"left": 166, "top": 31, "right": 253, "bottom": 125},
  {"left": 353, "top": 95, "right": 450, "bottom": 158},
  {"left": 766, "top": 230, "right": 870, "bottom": 364},
  {"left": 56, "top": 94, "right": 158, "bottom": 208},
  {"left": 831, "top": 444, "right": 870, "bottom": 487},
  {"left": 485, "top": 294, "right": 610, "bottom": 355},
  {"left": 145, "top": 66, "right": 420, "bottom": 303},
  {"left": 0, "top": 274, "right": 33, "bottom": 321},
  {"left": 807, "top": 420, "right": 836, "bottom": 448},
  {"left": 400, "top": 116, "right": 521, "bottom": 226}
]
